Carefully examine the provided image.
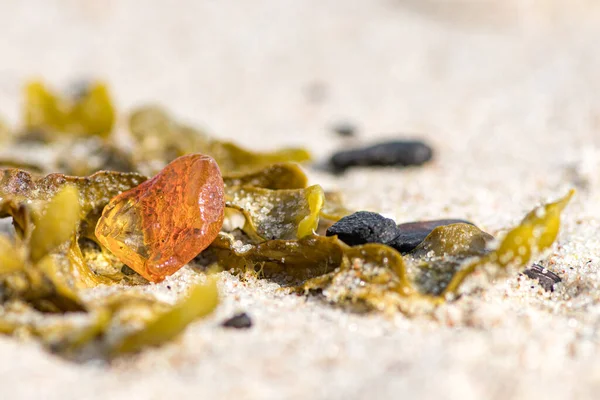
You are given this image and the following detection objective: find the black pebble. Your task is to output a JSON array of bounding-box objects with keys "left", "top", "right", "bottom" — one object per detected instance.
[
  {"left": 388, "top": 219, "right": 474, "bottom": 254},
  {"left": 120, "top": 265, "right": 137, "bottom": 276},
  {"left": 329, "top": 140, "right": 433, "bottom": 172},
  {"left": 331, "top": 122, "right": 357, "bottom": 137},
  {"left": 222, "top": 312, "right": 253, "bottom": 329},
  {"left": 522, "top": 264, "right": 561, "bottom": 292},
  {"left": 326, "top": 211, "right": 400, "bottom": 246}
]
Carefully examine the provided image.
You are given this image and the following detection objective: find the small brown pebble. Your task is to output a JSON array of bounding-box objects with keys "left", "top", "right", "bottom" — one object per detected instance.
[
  {"left": 222, "top": 313, "right": 252, "bottom": 329},
  {"left": 522, "top": 264, "right": 561, "bottom": 292}
]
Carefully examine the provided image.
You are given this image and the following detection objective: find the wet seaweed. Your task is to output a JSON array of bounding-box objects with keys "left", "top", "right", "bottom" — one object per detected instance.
[
  {"left": 0, "top": 80, "right": 575, "bottom": 357},
  {"left": 213, "top": 192, "right": 572, "bottom": 312},
  {"left": 129, "top": 106, "right": 311, "bottom": 175}
]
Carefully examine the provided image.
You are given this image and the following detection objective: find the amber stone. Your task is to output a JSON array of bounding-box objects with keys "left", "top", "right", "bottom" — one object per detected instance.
[{"left": 95, "top": 154, "right": 225, "bottom": 282}]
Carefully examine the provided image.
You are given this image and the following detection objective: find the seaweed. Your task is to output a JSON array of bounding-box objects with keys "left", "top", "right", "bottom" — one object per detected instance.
[
  {"left": 440, "top": 190, "right": 574, "bottom": 296},
  {"left": 0, "top": 79, "right": 576, "bottom": 358},
  {"left": 0, "top": 165, "right": 219, "bottom": 356},
  {"left": 209, "top": 233, "right": 344, "bottom": 281},
  {"left": 24, "top": 81, "right": 115, "bottom": 138},
  {"left": 0, "top": 186, "right": 86, "bottom": 313},
  {"left": 129, "top": 106, "right": 311, "bottom": 175},
  {"left": 336, "top": 191, "right": 571, "bottom": 309},
  {"left": 30, "top": 185, "right": 80, "bottom": 262},
  {"left": 0, "top": 138, "right": 137, "bottom": 181},
  {"left": 113, "top": 279, "right": 219, "bottom": 354},
  {"left": 223, "top": 163, "right": 308, "bottom": 190},
  {"left": 224, "top": 184, "right": 324, "bottom": 241},
  {"left": 0, "top": 278, "right": 218, "bottom": 357},
  {"left": 210, "top": 192, "right": 572, "bottom": 312},
  {"left": 0, "top": 119, "right": 12, "bottom": 145},
  {"left": 0, "top": 169, "right": 147, "bottom": 289},
  {"left": 0, "top": 235, "right": 22, "bottom": 274},
  {"left": 0, "top": 168, "right": 146, "bottom": 240},
  {"left": 0, "top": 81, "right": 130, "bottom": 175}
]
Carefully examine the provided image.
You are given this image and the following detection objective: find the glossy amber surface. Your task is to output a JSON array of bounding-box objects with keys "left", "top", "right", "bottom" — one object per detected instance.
[{"left": 95, "top": 154, "right": 225, "bottom": 282}]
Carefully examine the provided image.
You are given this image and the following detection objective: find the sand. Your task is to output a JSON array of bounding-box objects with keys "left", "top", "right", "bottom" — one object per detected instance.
[{"left": 1, "top": 1, "right": 600, "bottom": 398}]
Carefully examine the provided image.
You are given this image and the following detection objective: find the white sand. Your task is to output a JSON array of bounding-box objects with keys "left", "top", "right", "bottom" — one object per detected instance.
[{"left": 1, "top": 1, "right": 600, "bottom": 398}]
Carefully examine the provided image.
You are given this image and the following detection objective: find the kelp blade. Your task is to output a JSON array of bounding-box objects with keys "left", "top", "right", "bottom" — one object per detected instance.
[
  {"left": 211, "top": 234, "right": 345, "bottom": 281},
  {"left": 0, "top": 235, "right": 24, "bottom": 274},
  {"left": 114, "top": 279, "right": 219, "bottom": 354},
  {"left": 441, "top": 190, "right": 574, "bottom": 296},
  {"left": 225, "top": 184, "right": 325, "bottom": 241},
  {"left": 30, "top": 185, "right": 81, "bottom": 263},
  {"left": 297, "top": 191, "right": 572, "bottom": 310},
  {"left": 0, "top": 168, "right": 146, "bottom": 288},
  {"left": 24, "top": 81, "right": 115, "bottom": 137},
  {"left": 223, "top": 163, "right": 308, "bottom": 190},
  {"left": 129, "top": 106, "right": 311, "bottom": 174}
]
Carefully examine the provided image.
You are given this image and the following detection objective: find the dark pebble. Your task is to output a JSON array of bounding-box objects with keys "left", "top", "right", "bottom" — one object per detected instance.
[
  {"left": 329, "top": 140, "right": 433, "bottom": 172},
  {"left": 326, "top": 211, "right": 400, "bottom": 246},
  {"left": 331, "top": 122, "right": 357, "bottom": 137},
  {"left": 522, "top": 264, "right": 561, "bottom": 292},
  {"left": 120, "top": 265, "right": 137, "bottom": 276},
  {"left": 222, "top": 312, "right": 253, "bottom": 329},
  {"left": 388, "top": 219, "right": 474, "bottom": 254}
]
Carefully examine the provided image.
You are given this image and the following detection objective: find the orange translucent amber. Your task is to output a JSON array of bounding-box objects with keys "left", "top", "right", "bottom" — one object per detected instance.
[{"left": 95, "top": 154, "right": 225, "bottom": 282}]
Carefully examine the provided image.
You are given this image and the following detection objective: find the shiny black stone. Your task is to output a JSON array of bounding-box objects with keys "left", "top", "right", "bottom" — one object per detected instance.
[
  {"left": 329, "top": 140, "right": 433, "bottom": 172},
  {"left": 326, "top": 211, "right": 400, "bottom": 246}
]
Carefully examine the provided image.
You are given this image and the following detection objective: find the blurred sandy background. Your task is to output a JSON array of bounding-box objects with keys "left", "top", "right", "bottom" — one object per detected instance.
[{"left": 2, "top": 1, "right": 600, "bottom": 399}]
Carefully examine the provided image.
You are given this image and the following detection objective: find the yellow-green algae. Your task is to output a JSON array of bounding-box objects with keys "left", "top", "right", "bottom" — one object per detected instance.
[
  {"left": 223, "top": 163, "right": 308, "bottom": 190},
  {"left": 441, "top": 189, "right": 574, "bottom": 297},
  {"left": 129, "top": 106, "right": 311, "bottom": 175},
  {"left": 24, "top": 81, "right": 115, "bottom": 138},
  {"left": 0, "top": 179, "right": 219, "bottom": 356},
  {"left": 0, "top": 79, "right": 575, "bottom": 357},
  {"left": 114, "top": 279, "right": 219, "bottom": 354},
  {"left": 30, "top": 186, "right": 81, "bottom": 263},
  {"left": 212, "top": 191, "right": 573, "bottom": 312},
  {"left": 224, "top": 184, "right": 325, "bottom": 241}
]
